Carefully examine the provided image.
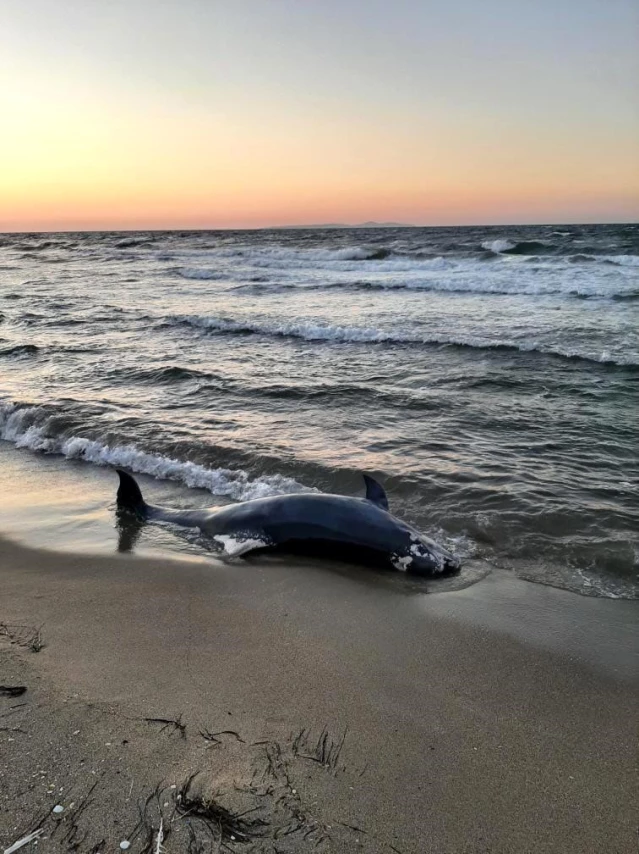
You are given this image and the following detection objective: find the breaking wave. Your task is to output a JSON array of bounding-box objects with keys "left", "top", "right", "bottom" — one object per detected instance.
[
  {"left": 605, "top": 254, "right": 639, "bottom": 267},
  {"left": 275, "top": 277, "right": 638, "bottom": 300},
  {"left": 0, "top": 401, "right": 312, "bottom": 502},
  {"left": 330, "top": 246, "right": 393, "bottom": 260},
  {"left": 482, "top": 238, "right": 552, "bottom": 255},
  {"left": 166, "top": 314, "right": 638, "bottom": 367},
  {"left": 163, "top": 250, "right": 639, "bottom": 301},
  {"left": 482, "top": 239, "right": 517, "bottom": 254}
]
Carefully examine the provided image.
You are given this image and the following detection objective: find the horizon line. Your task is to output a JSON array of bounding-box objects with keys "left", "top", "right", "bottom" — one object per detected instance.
[{"left": 1, "top": 219, "right": 637, "bottom": 236}]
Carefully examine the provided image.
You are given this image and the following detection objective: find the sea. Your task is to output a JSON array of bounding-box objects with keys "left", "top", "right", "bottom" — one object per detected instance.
[{"left": 0, "top": 223, "right": 637, "bottom": 598}]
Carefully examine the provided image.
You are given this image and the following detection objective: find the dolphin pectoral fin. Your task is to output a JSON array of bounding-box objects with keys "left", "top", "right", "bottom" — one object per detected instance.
[
  {"left": 211, "top": 533, "right": 271, "bottom": 559},
  {"left": 363, "top": 474, "right": 389, "bottom": 511}
]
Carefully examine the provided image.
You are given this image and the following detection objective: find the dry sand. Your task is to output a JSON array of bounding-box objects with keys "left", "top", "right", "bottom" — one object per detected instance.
[{"left": 0, "top": 534, "right": 637, "bottom": 853}]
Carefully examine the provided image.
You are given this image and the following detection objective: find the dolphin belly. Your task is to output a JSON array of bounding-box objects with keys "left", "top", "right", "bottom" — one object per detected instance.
[{"left": 202, "top": 494, "right": 417, "bottom": 567}]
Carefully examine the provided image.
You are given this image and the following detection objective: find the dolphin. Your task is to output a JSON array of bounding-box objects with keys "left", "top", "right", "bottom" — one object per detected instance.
[{"left": 115, "top": 469, "right": 461, "bottom": 577}]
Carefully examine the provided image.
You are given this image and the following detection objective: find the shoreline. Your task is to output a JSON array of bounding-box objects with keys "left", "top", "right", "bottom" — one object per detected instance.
[
  {"left": 1, "top": 534, "right": 637, "bottom": 853},
  {"left": 0, "top": 441, "right": 636, "bottom": 603}
]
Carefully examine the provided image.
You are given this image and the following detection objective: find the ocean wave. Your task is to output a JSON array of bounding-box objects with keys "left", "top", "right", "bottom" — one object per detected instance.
[
  {"left": 503, "top": 240, "right": 553, "bottom": 255},
  {"left": 114, "top": 236, "right": 156, "bottom": 249},
  {"left": 0, "top": 401, "right": 313, "bottom": 502},
  {"left": 482, "top": 238, "right": 552, "bottom": 255},
  {"left": 567, "top": 253, "right": 639, "bottom": 267},
  {"left": 162, "top": 250, "right": 637, "bottom": 301},
  {"left": 13, "top": 240, "right": 57, "bottom": 252},
  {"left": 119, "top": 365, "right": 216, "bottom": 384},
  {"left": 330, "top": 246, "right": 393, "bottom": 260},
  {"left": 169, "top": 314, "right": 401, "bottom": 343},
  {"left": 159, "top": 244, "right": 408, "bottom": 272},
  {"left": 167, "top": 252, "right": 397, "bottom": 282},
  {"left": 0, "top": 344, "right": 40, "bottom": 358},
  {"left": 605, "top": 254, "right": 639, "bottom": 267},
  {"left": 611, "top": 291, "right": 639, "bottom": 302},
  {"left": 482, "top": 239, "right": 516, "bottom": 254},
  {"left": 309, "top": 278, "right": 637, "bottom": 299},
  {"left": 113, "top": 363, "right": 448, "bottom": 411},
  {"left": 173, "top": 267, "right": 228, "bottom": 280},
  {"left": 166, "top": 314, "right": 638, "bottom": 367},
  {"left": 568, "top": 254, "right": 598, "bottom": 263}
]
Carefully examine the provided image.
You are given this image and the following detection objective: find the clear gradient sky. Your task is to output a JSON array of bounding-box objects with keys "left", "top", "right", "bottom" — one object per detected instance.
[{"left": 1, "top": 0, "right": 638, "bottom": 231}]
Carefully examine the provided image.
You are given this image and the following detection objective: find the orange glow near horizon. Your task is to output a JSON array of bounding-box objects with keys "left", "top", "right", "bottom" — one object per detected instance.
[{"left": 1, "top": 1, "right": 638, "bottom": 232}]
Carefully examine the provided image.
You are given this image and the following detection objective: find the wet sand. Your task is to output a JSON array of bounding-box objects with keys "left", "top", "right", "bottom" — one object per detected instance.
[{"left": 1, "top": 534, "right": 637, "bottom": 853}]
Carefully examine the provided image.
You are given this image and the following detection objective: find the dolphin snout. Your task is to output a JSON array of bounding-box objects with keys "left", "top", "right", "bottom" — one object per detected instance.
[
  {"left": 443, "top": 553, "right": 462, "bottom": 575},
  {"left": 407, "top": 536, "right": 461, "bottom": 577}
]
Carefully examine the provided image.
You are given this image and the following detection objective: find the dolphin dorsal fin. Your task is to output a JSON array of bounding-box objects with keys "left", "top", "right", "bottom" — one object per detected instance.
[
  {"left": 116, "top": 469, "right": 145, "bottom": 510},
  {"left": 363, "top": 474, "right": 389, "bottom": 511}
]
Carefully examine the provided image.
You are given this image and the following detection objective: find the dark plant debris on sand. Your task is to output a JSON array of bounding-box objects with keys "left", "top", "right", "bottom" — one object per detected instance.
[
  {"left": 0, "top": 640, "right": 401, "bottom": 853},
  {"left": 291, "top": 726, "right": 348, "bottom": 775},
  {"left": 143, "top": 714, "right": 187, "bottom": 739},
  {"left": 0, "top": 685, "right": 27, "bottom": 697},
  {"left": 0, "top": 622, "right": 45, "bottom": 652}
]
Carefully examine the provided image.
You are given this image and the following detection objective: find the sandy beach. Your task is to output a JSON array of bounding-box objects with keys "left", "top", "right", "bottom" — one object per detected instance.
[{"left": 1, "top": 534, "right": 636, "bottom": 853}]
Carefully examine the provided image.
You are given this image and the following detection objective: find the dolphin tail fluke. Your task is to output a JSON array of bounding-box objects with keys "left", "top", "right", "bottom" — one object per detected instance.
[{"left": 116, "top": 469, "right": 146, "bottom": 513}]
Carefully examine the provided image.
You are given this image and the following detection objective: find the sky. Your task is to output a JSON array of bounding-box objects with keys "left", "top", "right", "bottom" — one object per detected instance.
[{"left": 1, "top": 0, "right": 638, "bottom": 231}]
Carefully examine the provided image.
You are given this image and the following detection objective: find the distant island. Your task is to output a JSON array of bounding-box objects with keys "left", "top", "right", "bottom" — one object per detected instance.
[{"left": 271, "top": 221, "right": 415, "bottom": 229}]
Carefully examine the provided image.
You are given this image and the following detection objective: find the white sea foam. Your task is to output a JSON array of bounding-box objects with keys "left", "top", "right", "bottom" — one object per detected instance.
[
  {"left": 343, "top": 276, "right": 637, "bottom": 299},
  {"left": 481, "top": 238, "right": 516, "bottom": 254},
  {"left": 177, "top": 314, "right": 406, "bottom": 343},
  {"left": 605, "top": 254, "right": 639, "bottom": 267},
  {"left": 171, "top": 314, "right": 638, "bottom": 366},
  {"left": 159, "top": 240, "right": 639, "bottom": 276},
  {"left": 165, "top": 244, "right": 390, "bottom": 265},
  {"left": 168, "top": 249, "right": 450, "bottom": 278},
  {"left": 0, "top": 402, "right": 312, "bottom": 502},
  {"left": 163, "top": 248, "right": 638, "bottom": 301},
  {"left": 331, "top": 247, "right": 384, "bottom": 260}
]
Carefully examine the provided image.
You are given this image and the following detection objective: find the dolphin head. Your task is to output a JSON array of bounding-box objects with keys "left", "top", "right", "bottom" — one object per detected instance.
[{"left": 392, "top": 532, "right": 461, "bottom": 577}]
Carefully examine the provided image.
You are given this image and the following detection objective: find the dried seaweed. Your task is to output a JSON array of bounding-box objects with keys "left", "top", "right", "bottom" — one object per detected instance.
[
  {"left": 143, "top": 715, "right": 186, "bottom": 738},
  {"left": 291, "top": 726, "right": 347, "bottom": 773},
  {"left": 200, "top": 729, "right": 245, "bottom": 746},
  {"left": 127, "top": 783, "right": 178, "bottom": 854},
  {"left": 176, "top": 773, "right": 269, "bottom": 844},
  {"left": 0, "top": 623, "right": 45, "bottom": 652},
  {"left": 0, "top": 686, "right": 27, "bottom": 697},
  {"left": 60, "top": 780, "right": 100, "bottom": 848}
]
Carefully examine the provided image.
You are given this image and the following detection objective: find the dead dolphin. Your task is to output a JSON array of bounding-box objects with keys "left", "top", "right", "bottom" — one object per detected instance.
[{"left": 115, "top": 469, "right": 461, "bottom": 577}]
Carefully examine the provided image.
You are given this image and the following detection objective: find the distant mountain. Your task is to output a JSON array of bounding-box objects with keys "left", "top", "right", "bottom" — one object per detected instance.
[
  {"left": 272, "top": 221, "right": 415, "bottom": 230},
  {"left": 356, "top": 221, "right": 415, "bottom": 228}
]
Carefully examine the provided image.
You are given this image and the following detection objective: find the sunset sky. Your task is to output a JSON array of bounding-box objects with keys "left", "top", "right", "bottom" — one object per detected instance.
[{"left": 1, "top": 0, "right": 638, "bottom": 231}]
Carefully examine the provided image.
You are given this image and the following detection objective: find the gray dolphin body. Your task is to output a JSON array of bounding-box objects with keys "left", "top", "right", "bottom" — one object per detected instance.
[{"left": 115, "top": 470, "right": 461, "bottom": 577}]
